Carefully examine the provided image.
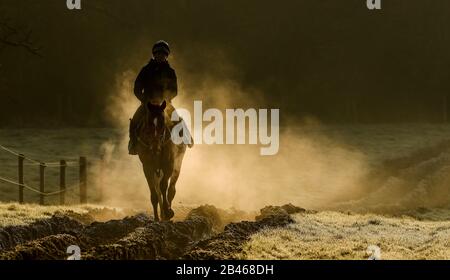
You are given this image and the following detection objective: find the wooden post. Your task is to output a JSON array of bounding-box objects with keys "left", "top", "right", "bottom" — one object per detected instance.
[
  {"left": 98, "top": 154, "right": 105, "bottom": 203},
  {"left": 60, "top": 160, "right": 66, "bottom": 205},
  {"left": 443, "top": 94, "right": 448, "bottom": 123},
  {"left": 39, "top": 163, "right": 46, "bottom": 205},
  {"left": 79, "top": 156, "right": 87, "bottom": 204},
  {"left": 18, "top": 154, "right": 24, "bottom": 204}
]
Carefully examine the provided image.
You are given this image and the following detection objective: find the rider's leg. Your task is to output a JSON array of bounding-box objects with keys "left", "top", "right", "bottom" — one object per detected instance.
[
  {"left": 165, "top": 101, "right": 176, "bottom": 127},
  {"left": 128, "top": 104, "right": 145, "bottom": 155}
]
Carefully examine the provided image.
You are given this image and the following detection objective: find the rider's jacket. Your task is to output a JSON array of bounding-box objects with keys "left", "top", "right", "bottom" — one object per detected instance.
[{"left": 134, "top": 59, "right": 177, "bottom": 103}]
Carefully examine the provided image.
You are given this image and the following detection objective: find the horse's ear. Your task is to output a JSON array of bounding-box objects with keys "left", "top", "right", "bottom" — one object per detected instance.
[{"left": 160, "top": 100, "right": 167, "bottom": 110}]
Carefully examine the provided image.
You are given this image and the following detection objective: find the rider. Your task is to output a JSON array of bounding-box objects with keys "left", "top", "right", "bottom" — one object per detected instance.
[{"left": 128, "top": 40, "right": 178, "bottom": 155}]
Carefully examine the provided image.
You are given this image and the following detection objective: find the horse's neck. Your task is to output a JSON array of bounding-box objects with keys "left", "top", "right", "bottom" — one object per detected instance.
[{"left": 140, "top": 112, "right": 169, "bottom": 134}]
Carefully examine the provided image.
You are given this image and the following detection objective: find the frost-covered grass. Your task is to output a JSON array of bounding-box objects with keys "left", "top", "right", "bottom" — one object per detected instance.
[
  {"left": 240, "top": 211, "right": 450, "bottom": 260},
  {"left": 0, "top": 202, "right": 122, "bottom": 227},
  {"left": 291, "top": 123, "right": 450, "bottom": 166}
]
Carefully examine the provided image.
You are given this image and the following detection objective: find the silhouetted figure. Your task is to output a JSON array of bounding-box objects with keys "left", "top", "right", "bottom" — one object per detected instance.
[{"left": 129, "top": 40, "right": 177, "bottom": 155}]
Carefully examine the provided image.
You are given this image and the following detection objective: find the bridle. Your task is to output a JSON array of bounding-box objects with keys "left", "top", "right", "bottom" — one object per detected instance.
[{"left": 137, "top": 116, "right": 171, "bottom": 154}]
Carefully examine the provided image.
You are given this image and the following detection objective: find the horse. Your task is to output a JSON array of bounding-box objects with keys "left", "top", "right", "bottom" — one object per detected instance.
[{"left": 136, "top": 100, "right": 188, "bottom": 221}]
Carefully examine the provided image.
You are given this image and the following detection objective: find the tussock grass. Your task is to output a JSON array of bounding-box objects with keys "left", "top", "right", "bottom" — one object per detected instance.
[
  {"left": 240, "top": 211, "right": 450, "bottom": 260},
  {"left": 0, "top": 202, "right": 121, "bottom": 227}
]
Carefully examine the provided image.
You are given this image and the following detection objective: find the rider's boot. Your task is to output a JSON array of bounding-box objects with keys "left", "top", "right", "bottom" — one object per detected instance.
[{"left": 128, "top": 119, "right": 138, "bottom": 155}]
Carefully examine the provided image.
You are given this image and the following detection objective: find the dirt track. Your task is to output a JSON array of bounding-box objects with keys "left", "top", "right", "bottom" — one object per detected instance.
[
  {"left": 186, "top": 204, "right": 307, "bottom": 260},
  {"left": 0, "top": 204, "right": 304, "bottom": 260}
]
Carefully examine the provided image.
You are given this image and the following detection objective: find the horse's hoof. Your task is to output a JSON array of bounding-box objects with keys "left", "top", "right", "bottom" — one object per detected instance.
[{"left": 166, "top": 208, "right": 175, "bottom": 220}]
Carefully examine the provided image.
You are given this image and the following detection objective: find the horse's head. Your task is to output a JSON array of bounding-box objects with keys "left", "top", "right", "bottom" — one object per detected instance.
[{"left": 139, "top": 100, "right": 168, "bottom": 154}]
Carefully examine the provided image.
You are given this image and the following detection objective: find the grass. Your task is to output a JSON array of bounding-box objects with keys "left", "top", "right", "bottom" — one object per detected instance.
[
  {"left": 240, "top": 211, "right": 450, "bottom": 260},
  {"left": 0, "top": 202, "right": 123, "bottom": 227},
  {"left": 0, "top": 128, "right": 121, "bottom": 204},
  {"left": 3, "top": 125, "right": 450, "bottom": 259},
  {"left": 2, "top": 124, "right": 450, "bottom": 209}
]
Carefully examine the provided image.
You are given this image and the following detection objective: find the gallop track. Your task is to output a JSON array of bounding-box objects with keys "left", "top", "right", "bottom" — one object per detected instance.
[{"left": 0, "top": 204, "right": 304, "bottom": 260}]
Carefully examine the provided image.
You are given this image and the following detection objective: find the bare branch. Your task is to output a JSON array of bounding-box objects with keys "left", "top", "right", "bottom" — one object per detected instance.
[{"left": 0, "top": 18, "right": 42, "bottom": 57}]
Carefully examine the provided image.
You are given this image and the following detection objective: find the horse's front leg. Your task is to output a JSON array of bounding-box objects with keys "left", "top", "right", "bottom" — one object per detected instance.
[
  {"left": 143, "top": 165, "right": 161, "bottom": 221},
  {"left": 150, "top": 187, "right": 159, "bottom": 222},
  {"left": 154, "top": 170, "right": 165, "bottom": 221},
  {"left": 160, "top": 173, "right": 173, "bottom": 221},
  {"left": 168, "top": 145, "right": 186, "bottom": 211}
]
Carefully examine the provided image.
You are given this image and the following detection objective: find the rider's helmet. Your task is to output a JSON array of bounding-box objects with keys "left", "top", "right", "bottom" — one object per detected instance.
[{"left": 152, "top": 40, "right": 170, "bottom": 55}]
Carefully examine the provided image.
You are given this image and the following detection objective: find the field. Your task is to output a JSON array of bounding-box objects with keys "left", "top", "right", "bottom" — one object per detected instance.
[
  {"left": 241, "top": 210, "right": 450, "bottom": 260},
  {"left": 1, "top": 124, "right": 450, "bottom": 259}
]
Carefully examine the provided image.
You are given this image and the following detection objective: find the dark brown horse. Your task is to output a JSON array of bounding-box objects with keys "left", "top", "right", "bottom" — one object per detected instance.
[{"left": 136, "top": 100, "right": 188, "bottom": 221}]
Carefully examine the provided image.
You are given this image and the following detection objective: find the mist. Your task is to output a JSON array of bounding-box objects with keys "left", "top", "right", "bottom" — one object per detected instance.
[
  {"left": 1, "top": 0, "right": 450, "bottom": 212},
  {"left": 94, "top": 53, "right": 370, "bottom": 211}
]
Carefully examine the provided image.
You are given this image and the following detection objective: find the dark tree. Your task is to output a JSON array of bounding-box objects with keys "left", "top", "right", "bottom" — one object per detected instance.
[{"left": 0, "top": 17, "right": 41, "bottom": 57}]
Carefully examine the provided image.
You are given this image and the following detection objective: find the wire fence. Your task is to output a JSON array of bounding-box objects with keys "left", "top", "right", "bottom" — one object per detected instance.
[
  {"left": 0, "top": 176, "right": 79, "bottom": 196},
  {"left": 0, "top": 144, "right": 92, "bottom": 204},
  {"left": 0, "top": 144, "right": 79, "bottom": 167}
]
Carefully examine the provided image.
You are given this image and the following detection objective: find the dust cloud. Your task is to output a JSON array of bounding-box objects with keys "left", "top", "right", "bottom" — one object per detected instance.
[
  {"left": 93, "top": 51, "right": 371, "bottom": 212},
  {"left": 333, "top": 141, "right": 450, "bottom": 213},
  {"left": 86, "top": 50, "right": 450, "bottom": 214}
]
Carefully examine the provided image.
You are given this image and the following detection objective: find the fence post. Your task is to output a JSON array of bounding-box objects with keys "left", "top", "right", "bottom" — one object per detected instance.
[
  {"left": 98, "top": 154, "right": 105, "bottom": 203},
  {"left": 39, "top": 163, "right": 46, "bottom": 205},
  {"left": 18, "top": 154, "right": 24, "bottom": 204},
  {"left": 60, "top": 160, "right": 66, "bottom": 205},
  {"left": 79, "top": 156, "right": 87, "bottom": 204}
]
